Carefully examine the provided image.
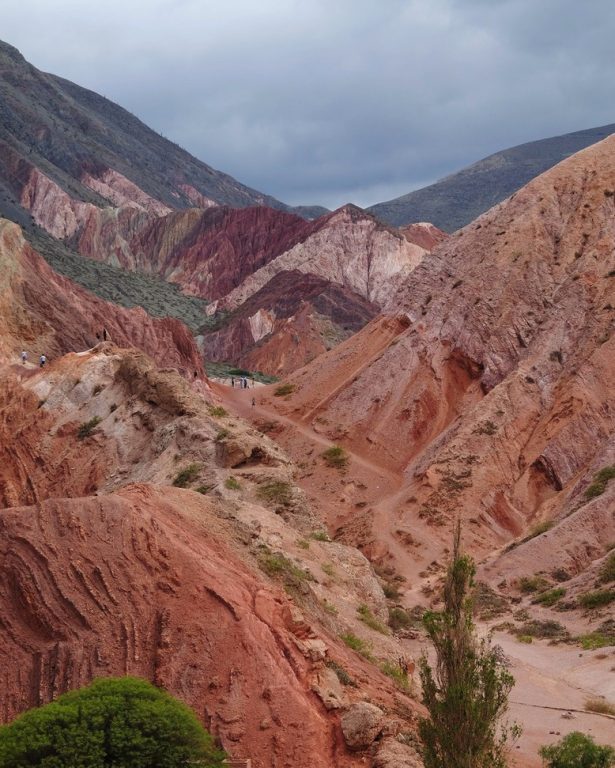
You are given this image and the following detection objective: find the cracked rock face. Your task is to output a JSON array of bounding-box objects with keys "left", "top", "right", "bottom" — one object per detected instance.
[{"left": 0, "top": 487, "right": 340, "bottom": 768}]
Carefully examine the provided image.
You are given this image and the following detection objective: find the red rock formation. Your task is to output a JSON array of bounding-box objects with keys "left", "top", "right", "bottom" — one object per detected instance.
[
  {"left": 128, "top": 206, "right": 318, "bottom": 297},
  {"left": 0, "top": 218, "right": 204, "bottom": 377},
  {"left": 217, "top": 205, "right": 428, "bottom": 311},
  {"left": 399, "top": 222, "right": 448, "bottom": 251},
  {"left": 261, "top": 135, "right": 615, "bottom": 570},
  {"left": 0, "top": 486, "right": 357, "bottom": 768},
  {"left": 203, "top": 270, "right": 379, "bottom": 376}
]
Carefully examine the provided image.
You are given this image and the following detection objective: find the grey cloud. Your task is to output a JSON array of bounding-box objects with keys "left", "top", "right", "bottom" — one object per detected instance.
[{"left": 2, "top": 0, "right": 614, "bottom": 208}]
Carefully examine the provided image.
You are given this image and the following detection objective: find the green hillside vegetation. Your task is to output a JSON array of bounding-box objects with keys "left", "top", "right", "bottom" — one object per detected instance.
[{"left": 368, "top": 123, "right": 615, "bottom": 231}]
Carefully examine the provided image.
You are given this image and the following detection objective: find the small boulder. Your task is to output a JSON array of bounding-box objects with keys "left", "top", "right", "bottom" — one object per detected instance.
[
  {"left": 372, "top": 737, "right": 422, "bottom": 767},
  {"left": 341, "top": 701, "right": 385, "bottom": 750},
  {"left": 310, "top": 666, "right": 348, "bottom": 710}
]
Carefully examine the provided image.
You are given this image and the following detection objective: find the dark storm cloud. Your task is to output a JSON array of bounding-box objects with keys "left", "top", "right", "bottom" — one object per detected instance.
[{"left": 2, "top": 0, "right": 615, "bottom": 207}]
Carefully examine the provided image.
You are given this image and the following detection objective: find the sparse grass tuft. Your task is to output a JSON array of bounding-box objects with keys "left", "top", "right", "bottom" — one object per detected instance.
[
  {"left": 578, "top": 589, "right": 615, "bottom": 610},
  {"left": 340, "top": 632, "right": 373, "bottom": 659},
  {"left": 321, "top": 562, "right": 335, "bottom": 577},
  {"left": 599, "top": 552, "right": 615, "bottom": 584},
  {"left": 195, "top": 485, "right": 212, "bottom": 495},
  {"left": 215, "top": 428, "right": 230, "bottom": 442},
  {"left": 585, "top": 698, "right": 615, "bottom": 716},
  {"left": 77, "top": 416, "right": 102, "bottom": 440},
  {"left": 357, "top": 604, "right": 389, "bottom": 634},
  {"left": 224, "top": 476, "right": 241, "bottom": 491},
  {"left": 326, "top": 659, "right": 357, "bottom": 686},
  {"left": 584, "top": 465, "right": 615, "bottom": 500},
  {"left": 257, "top": 480, "right": 293, "bottom": 507},
  {"left": 273, "top": 383, "right": 296, "bottom": 397},
  {"left": 322, "top": 445, "right": 349, "bottom": 469},
  {"left": 474, "top": 581, "right": 508, "bottom": 619},
  {"left": 297, "top": 539, "right": 310, "bottom": 550},
  {"left": 518, "top": 575, "right": 551, "bottom": 594},
  {"left": 257, "top": 547, "right": 313, "bottom": 592},
  {"left": 383, "top": 582, "right": 401, "bottom": 600},
  {"left": 514, "top": 619, "right": 570, "bottom": 641},
  {"left": 322, "top": 599, "right": 338, "bottom": 616},
  {"left": 379, "top": 659, "right": 411, "bottom": 691},
  {"left": 172, "top": 463, "right": 201, "bottom": 488},
  {"left": 532, "top": 588, "right": 566, "bottom": 607},
  {"left": 310, "top": 530, "right": 331, "bottom": 542},
  {"left": 209, "top": 405, "right": 228, "bottom": 418}
]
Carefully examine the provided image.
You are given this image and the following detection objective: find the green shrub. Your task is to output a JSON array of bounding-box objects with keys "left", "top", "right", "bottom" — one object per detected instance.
[
  {"left": 224, "top": 476, "right": 240, "bottom": 491},
  {"left": 77, "top": 416, "right": 102, "bottom": 439},
  {"left": 380, "top": 659, "right": 411, "bottom": 691},
  {"left": 540, "top": 731, "right": 615, "bottom": 768},
  {"left": 579, "top": 633, "right": 613, "bottom": 650},
  {"left": 0, "top": 677, "right": 225, "bottom": 768},
  {"left": 273, "top": 383, "right": 296, "bottom": 397},
  {"left": 326, "top": 659, "right": 357, "bottom": 687},
  {"left": 215, "top": 428, "right": 230, "bottom": 442},
  {"left": 297, "top": 538, "right": 310, "bottom": 550},
  {"left": 584, "top": 465, "right": 615, "bottom": 500},
  {"left": 195, "top": 485, "right": 212, "bottom": 495},
  {"left": 256, "top": 548, "right": 313, "bottom": 592},
  {"left": 322, "top": 445, "right": 349, "bottom": 469},
  {"left": 208, "top": 405, "right": 227, "bottom": 417},
  {"left": 388, "top": 606, "right": 413, "bottom": 631},
  {"left": 173, "top": 463, "right": 201, "bottom": 488},
  {"left": 257, "top": 480, "right": 293, "bottom": 506},
  {"left": 310, "top": 530, "right": 331, "bottom": 542},
  {"left": 599, "top": 552, "right": 615, "bottom": 584},
  {"left": 532, "top": 588, "right": 566, "bottom": 607},
  {"left": 322, "top": 562, "right": 335, "bottom": 577},
  {"left": 357, "top": 604, "right": 389, "bottom": 634},
  {"left": 515, "top": 619, "right": 570, "bottom": 641},
  {"left": 383, "top": 582, "right": 401, "bottom": 600},
  {"left": 340, "top": 632, "right": 372, "bottom": 659},
  {"left": 474, "top": 581, "right": 508, "bottom": 619},
  {"left": 578, "top": 589, "right": 615, "bottom": 610},
  {"left": 518, "top": 575, "right": 551, "bottom": 594}
]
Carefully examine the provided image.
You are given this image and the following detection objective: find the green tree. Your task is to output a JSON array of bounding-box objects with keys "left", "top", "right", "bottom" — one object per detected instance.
[
  {"left": 540, "top": 732, "right": 615, "bottom": 768},
  {"left": 0, "top": 677, "right": 226, "bottom": 768},
  {"left": 418, "top": 523, "right": 518, "bottom": 768}
]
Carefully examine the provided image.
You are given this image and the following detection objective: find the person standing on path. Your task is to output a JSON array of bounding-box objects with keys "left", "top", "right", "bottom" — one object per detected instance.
[
  {"left": 39, "top": 354, "right": 47, "bottom": 368},
  {"left": 21, "top": 350, "right": 27, "bottom": 365},
  {"left": 251, "top": 397, "right": 255, "bottom": 407}
]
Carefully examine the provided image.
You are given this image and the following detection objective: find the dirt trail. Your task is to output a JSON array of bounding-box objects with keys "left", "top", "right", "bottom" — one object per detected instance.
[
  {"left": 219, "top": 382, "right": 401, "bottom": 485},
  {"left": 219, "top": 381, "right": 442, "bottom": 585}
]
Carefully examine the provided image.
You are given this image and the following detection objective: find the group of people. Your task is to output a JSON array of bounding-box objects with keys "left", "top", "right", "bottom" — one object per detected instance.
[
  {"left": 231, "top": 376, "right": 253, "bottom": 389},
  {"left": 21, "top": 351, "right": 46, "bottom": 368}
]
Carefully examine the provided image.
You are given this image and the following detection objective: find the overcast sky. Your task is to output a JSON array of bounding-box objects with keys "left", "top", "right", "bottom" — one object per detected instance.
[{"left": 2, "top": 0, "right": 615, "bottom": 208}]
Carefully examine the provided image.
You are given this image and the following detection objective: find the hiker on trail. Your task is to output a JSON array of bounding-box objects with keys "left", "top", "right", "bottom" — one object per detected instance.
[
  {"left": 39, "top": 354, "right": 46, "bottom": 368},
  {"left": 21, "top": 350, "right": 27, "bottom": 365},
  {"left": 231, "top": 377, "right": 235, "bottom": 388},
  {"left": 251, "top": 397, "right": 255, "bottom": 407}
]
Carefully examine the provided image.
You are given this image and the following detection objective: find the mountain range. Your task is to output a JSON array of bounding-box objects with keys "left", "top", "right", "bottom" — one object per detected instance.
[{"left": 0, "top": 38, "right": 614, "bottom": 768}]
